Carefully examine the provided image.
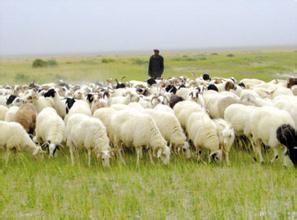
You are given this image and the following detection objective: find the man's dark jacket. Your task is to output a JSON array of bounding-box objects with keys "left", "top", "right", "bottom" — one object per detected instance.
[{"left": 148, "top": 55, "right": 164, "bottom": 79}]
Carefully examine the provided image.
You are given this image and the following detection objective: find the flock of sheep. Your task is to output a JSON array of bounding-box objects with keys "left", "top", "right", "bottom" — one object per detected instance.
[{"left": 0, "top": 75, "right": 296, "bottom": 167}]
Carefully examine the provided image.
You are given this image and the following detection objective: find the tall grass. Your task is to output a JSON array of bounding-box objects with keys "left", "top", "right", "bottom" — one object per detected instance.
[{"left": 0, "top": 148, "right": 295, "bottom": 218}]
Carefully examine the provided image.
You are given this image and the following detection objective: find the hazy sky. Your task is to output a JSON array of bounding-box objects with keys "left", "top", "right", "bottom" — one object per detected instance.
[{"left": 0, "top": 0, "right": 296, "bottom": 56}]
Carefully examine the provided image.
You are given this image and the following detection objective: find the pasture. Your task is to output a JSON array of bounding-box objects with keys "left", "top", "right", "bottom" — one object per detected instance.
[{"left": 0, "top": 49, "right": 296, "bottom": 219}]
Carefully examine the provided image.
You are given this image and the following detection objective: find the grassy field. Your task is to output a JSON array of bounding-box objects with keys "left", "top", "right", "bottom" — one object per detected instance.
[
  {"left": 0, "top": 49, "right": 296, "bottom": 218},
  {"left": 0, "top": 48, "right": 296, "bottom": 84}
]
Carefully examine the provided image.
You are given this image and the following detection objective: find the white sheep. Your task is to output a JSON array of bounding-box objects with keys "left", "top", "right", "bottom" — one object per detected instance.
[
  {"left": 43, "top": 88, "right": 67, "bottom": 118},
  {"left": 65, "top": 113, "right": 111, "bottom": 167},
  {"left": 35, "top": 107, "right": 65, "bottom": 157},
  {"left": 0, "top": 121, "right": 43, "bottom": 163},
  {"left": 174, "top": 100, "right": 203, "bottom": 129},
  {"left": 64, "top": 100, "right": 92, "bottom": 124},
  {"left": 213, "top": 119, "right": 235, "bottom": 165},
  {"left": 110, "top": 110, "right": 170, "bottom": 166},
  {"left": 186, "top": 111, "right": 221, "bottom": 162},
  {"left": 142, "top": 108, "right": 191, "bottom": 158},
  {"left": 249, "top": 106, "right": 295, "bottom": 164}
]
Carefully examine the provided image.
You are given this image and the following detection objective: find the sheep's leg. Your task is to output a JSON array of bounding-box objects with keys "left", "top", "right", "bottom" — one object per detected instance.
[
  {"left": 136, "top": 147, "right": 141, "bottom": 167},
  {"left": 5, "top": 149, "right": 10, "bottom": 165},
  {"left": 118, "top": 149, "right": 126, "bottom": 165},
  {"left": 224, "top": 150, "right": 230, "bottom": 166},
  {"left": 148, "top": 149, "right": 155, "bottom": 165},
  {"left": 87, "top": 149, "right": 91, "bottom": 167},
  {"left": 68, "top": 141, "right": 75, "bottom": 166},
  {"left": 270, "top": 147, "right": 279, "bottom": 163},
  {"left": 283, "top": 147, "right": 290, "bottom": 167},
  {"left": 254, "top": 140, "right": 264, "bottom": 164}
]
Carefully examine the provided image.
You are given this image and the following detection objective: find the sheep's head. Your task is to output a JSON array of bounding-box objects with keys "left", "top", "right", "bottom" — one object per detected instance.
[
  {"left": 44, "top": 88, "right": 56, "bottom": 98},
  {"left": 210, "top": 150, "right": 222, "bottom": 162},
  {"left": 97, "top": 150, "right": 111, "bottom": 167},
  {"left": 222, "top": 127, "right": 235, "bottom": 147},
  {"left": 180, "top": 142, "right": 191, "bottom": 159},
  {"left": 157, "top": 146, "right": 171, "bottom": 165},
  {"left": 32, "top": 145, "right": 45, "bottom": 156}
]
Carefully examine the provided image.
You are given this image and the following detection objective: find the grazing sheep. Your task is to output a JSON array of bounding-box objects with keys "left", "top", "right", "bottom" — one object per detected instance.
[
  {"left": 65, "top": 113, "right": 111, "bottom": 167},
  {"left": 213, "top": 119, "right": 235, "bottom": 165},
  {"left": 249, "top": 107, "right": 295, "bottom": 164},
  {"left": 35, "top": 107, "right": 65, "bottom": 157},
  {"left": 186, "top": 111, "right": 221, "bottom": 162},
  {"left": 276, "top": 124, "right": 297, "bottom": 167},
  {"left": 0, "top": 121, "right": 43, "bottom": 163},
  {"left": 14, "top": 103, "right": 37, "bottom": 134},
  {"left": 143, "top": 109, "right": 191, "bottom": 159},
  {"left": 110, "top": 110, "right": 170, "bottom": 166},
  {"left": 174, "top": 100, "right": 203, "bottom": 129}
]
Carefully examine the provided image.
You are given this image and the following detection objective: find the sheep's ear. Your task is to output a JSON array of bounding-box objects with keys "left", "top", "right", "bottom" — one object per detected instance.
[{"left": 157, "top": 149, "right": 162, "bottom": 158}]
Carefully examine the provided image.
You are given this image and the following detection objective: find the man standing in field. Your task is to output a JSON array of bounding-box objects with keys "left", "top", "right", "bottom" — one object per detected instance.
[{"left": 148, "top": 49, "right": 164, "bottom": 79}]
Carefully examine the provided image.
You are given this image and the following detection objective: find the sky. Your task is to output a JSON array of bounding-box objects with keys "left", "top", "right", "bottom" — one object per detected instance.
[{"left": 0, "top": 0, "right": 296, "bottom": 56}]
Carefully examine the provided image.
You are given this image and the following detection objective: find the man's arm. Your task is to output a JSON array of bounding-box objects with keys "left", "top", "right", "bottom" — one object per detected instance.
[
  {"left": 160, "top": 56, "right": 164, "bottom": 73},
  {"left": 148, "top": 57, "right": 153, "bottom": 76}
]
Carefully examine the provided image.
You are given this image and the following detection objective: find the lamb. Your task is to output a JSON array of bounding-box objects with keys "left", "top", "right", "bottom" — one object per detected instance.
[
  {"left": 13, "top": 103, "right": 37, "bottom": 135},
  {"left": 0, "top": 121, "right": 43, "bottom": 163},
  {"left": 186, "top": 111, "right": 222, "bottom": 162},
  {"left": 213, "top": 119, "right": 235, "bottom": 165},
  {"left": 249, "top": 106, "right": 295, "bottom": 164},
  {"left": 142, "top": 109, "right": 191, "bottom": 159},
  {"left": 43, "top": 88, "right": 67, "bottom": 118},
  {"left": 110, "top": 110, "right": 170, "bottom": 166},
  {"left": 35, "top": 107, "right": 65, "bottom": 157},
  {"left": 65, "top": 113, "right": 111, "bottom": 167}
]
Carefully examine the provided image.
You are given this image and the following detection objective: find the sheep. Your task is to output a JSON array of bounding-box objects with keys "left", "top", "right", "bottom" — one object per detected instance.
[
  {"left": 213, "top": 119, "right": 235, "bottom": 165},
  {"left": 14, "top": 103, "right": 37, "bottom": 135},
  {"left": 186, "top": 111, "right": 221, "bottom": 162},
  {"left": 154, "top": 103, "right": 175, "bottom": 114},
  {"left": 26, "top": 91, "right": 54, "bottom": 113},
  {"left": 142, "top": 109, "right": 191, "bottom": 159},
  {"left": 64, "top": 100, "right": 92, "bottom": 124},
  {"left": 0, "top": 105, "right": 8, "bottom": 120},
  {"left": 35, "top": 107, "right": 65, "bottom": 157},
  {"left": 203, "top": 92, "right": 240, "bottom": 118},
  {"left": 276, "top": 124, "right": 297, "bottom": 167},
  {"left": 173, "top": 100, "right": 203, "bottom": 129},
  {"left": 0, "top": 121, "right": 43, "bottom": 163},
  {"left": 43, "top": 88, "right": 67, "bottom": 118},
  {"left": 110, "top": 110, "right": 170, "bottom": 166},
  {"left": 93, "top": 107, "right": 117, "bottom": 143},
  {"left": 65, "top": 113, "right": 111, "bottom": 167},
  {"left": 4, "top": 106, "right": 19, "bottom": 122},
  {"left": 249, "top": 107, "right": 295, "bottom": 164},
  {"left": 273, "top": 96, "right": 297, "bottom": 126}
]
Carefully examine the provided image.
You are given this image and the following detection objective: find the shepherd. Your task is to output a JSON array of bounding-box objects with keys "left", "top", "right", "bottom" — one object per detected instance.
[{"left": 148, "top": 49, "right": 164, "bottom": 79}]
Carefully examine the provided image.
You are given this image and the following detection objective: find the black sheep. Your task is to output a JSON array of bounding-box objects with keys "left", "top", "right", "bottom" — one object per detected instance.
[{"left": 276, "top": 124, "right": 297, "bottom": 167}]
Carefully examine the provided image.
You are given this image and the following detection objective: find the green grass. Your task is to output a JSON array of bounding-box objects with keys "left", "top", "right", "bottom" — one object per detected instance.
[
  {"left": 0, "top": 148, "right": 295, "bottom": 219},
  {"left": 0, "top": 49, "right": 296, "bottom": 84},
  {"left": 0, "top": 48, "right": 296, "bottom": 218}
]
